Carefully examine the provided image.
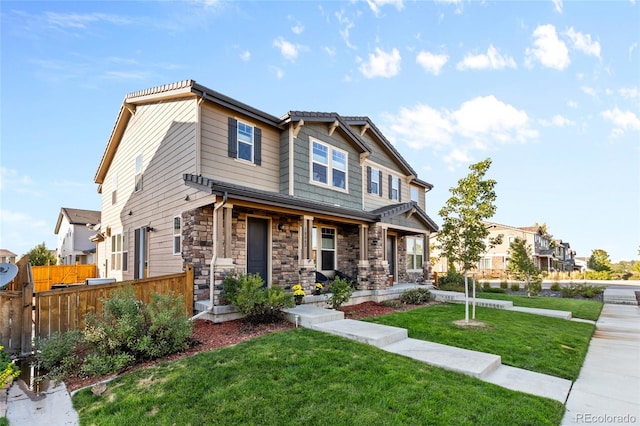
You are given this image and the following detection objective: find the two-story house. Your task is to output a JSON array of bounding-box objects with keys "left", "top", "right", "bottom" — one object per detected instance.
[
  {"left": 54, "top": 208, "right": 101, "bottom": 265},
  {"left": 92, "top": 80, "right": 438, "bottom": 312},
  {"left": 552, "top": 240, "right": 575, "bottom": 272}
]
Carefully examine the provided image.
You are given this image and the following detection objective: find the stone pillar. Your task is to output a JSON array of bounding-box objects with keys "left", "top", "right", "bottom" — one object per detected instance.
[
  {"left": 212, "top": 258, "right": 236, "bottom": 305},
  {"left": 367, "top": 223, "right": 389, "bottom": 289},
  {"left": 182, "top": 207, "right": 213, "bottom": 302},
  {"left": 298, "top": 260, "right": 315, "bottom": 294}
]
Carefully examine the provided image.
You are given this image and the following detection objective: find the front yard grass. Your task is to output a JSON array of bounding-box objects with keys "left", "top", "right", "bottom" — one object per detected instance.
[
  {"left": 365, "top": 304, "right": 594, "bottom": 380},
  {"left": 475, "top": 292, "right": 603, "bottom": 321},
  {"left": 73, "top": 329, "right": 565, "bottom": 426}
]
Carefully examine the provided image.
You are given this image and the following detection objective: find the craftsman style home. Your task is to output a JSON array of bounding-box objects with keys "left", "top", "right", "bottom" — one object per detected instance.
[{"left": 92, "top": 80, "right": 438, "bottom": 312}]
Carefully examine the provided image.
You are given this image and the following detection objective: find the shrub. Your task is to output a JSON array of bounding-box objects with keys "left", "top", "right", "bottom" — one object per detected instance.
[
  {"left": 510, "top": 283, "right": 521, "bottom": 292},
  {"left": 142, "top": 292, "right": 193, "bottom": 358},
  {"left": 0, "top": 345, "right": 19, "bottom": 388},
  {"left": 326, "top": 277, "right": 353, "bottom": 309},
  {"left": 439, "top": 271, "right": 464, "bottom": 287},
  {"left": 223, "top": 273, "right": 293, "bottom": 324},
  {"left": 381, "top": 299, "right": 402, "bottom": 308},
  {"left": 481, "top": 281, "right": 491, "bottom": 291},
  {"left": 586, "top": 270, "right": 612, "bottom": 280},
  {"left": 400, "top": 288, "right": 432, "bottom": 305},
  {"left": 80, "top": 353, "right": 135, "bottom": 377},
  {"left": 35, "top": 330, "right": 86, "bottom": 381},
  {"left": 499, "top": 280, "right": 509, "bottom": 289},
  {"left": 550, "top": 282, "right": 562, "bottom": 291},
  {"left": 481, "top": 287, "right": 506, "bottom": 293},
  {"left": 580, "top": 284, "right": 605, "bottom": 299},
  {"left": 561, "top": 284, "right": 580, "bottom": 298}
]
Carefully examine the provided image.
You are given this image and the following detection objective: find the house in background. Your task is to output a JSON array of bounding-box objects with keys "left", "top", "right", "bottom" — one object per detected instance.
[
  {"left": 553, "top": 240, "right": 576, "bottom": 272},
  {"left": 431, "top": 221, "right": 568, "bottom": 278},
  {"left": 54, "top": 208, "right": 101, "bottom": 265},
  {"left": 0, "top": 249, "right": 17, "bottom": 264},
  {"left": 92, "top": 80, "right": 438, "bottom": 314}
]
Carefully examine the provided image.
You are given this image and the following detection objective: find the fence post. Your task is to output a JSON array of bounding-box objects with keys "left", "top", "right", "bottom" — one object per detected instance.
[
  {"left": 185, "top": 264, "right": 194, "bottom": 316},
  {"left": 21, "top": 264, "right": 33, "bottom": 355}
]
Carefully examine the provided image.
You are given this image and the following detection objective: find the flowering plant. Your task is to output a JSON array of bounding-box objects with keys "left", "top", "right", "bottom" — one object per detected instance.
[
  {"left": 315, "top": 283, "right": 323, "bottom": 291},
  {"left": 292, "top": 284, "right": 305, "bottom": 297}
]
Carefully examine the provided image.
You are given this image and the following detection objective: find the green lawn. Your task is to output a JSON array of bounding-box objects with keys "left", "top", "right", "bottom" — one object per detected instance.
[
  {"left": 365, "top": 304, "right": 594, "bottom": 380},
  {"left": 73, "top": 329, "right": 565, "bottom": 426},
  {"left": 476, "top": 292, "right": 603, "bottom": 321}
]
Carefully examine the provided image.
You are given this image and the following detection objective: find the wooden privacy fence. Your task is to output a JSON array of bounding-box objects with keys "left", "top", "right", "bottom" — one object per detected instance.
[
  {"left": 32, "top": 263, "right": 97, "bottom": 292},
  {"left": 35, "top": 265, "right": 194, "bottom": 341},
  {"left": 0, "top": 257, "right": 33, "bottom": 355}
]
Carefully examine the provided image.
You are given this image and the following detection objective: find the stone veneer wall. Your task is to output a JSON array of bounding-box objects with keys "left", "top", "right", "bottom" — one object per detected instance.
[
  {"left": 366, "top": 223, "right": 389, "bottom": 289},
  {"left": 336, "top": 224, "right": 359, "bottom": 279},
  {"left": 182, "top": 207, "right": 213, "bottom": 302}
]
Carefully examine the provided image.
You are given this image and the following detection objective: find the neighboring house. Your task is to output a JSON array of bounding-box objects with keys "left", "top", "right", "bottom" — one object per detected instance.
[
  {"left": 54, "top": 208, "right": 101, "bottom": 265},
  {"left": 0, "top": 249, "right": 17, "bottom": 264},
  {"left": 552, "top": 240, "right": 576, "bottom": 272},
  {"left": 92, "top": 80, "right": 439, "bottom": 311},
  {"left": 431, "top": 221, "right": 561, "bottom": 277}
]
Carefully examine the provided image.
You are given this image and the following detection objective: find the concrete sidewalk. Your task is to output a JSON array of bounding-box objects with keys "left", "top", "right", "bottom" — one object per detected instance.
[
  {"left": 562, "top": 303, "right": 640, "bottom": 425},
  {"left": 5, "top": 378, "right": 79, "bottom": 425}
]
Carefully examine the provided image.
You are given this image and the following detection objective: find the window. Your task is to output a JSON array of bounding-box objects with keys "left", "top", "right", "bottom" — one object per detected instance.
[
  {"left": 111, "top": 175, "right": 117, "bottom": 205},
  {"left": 111, "top": 233, "right": 122, "bottom": 270},
  {"left": 227, "top": 117, "right": 262, "bottom": 165},
  {"left": 173, "top": 216, "right": 181, "bottom": 255},
  {"left": 311, "top": 140, "right": 348, "bottom": 190},
  {"left": 312, "top": 227, "right": 336, "bottom": 271},
  {"left": 368, "top": 167, "right": 382, "bottom": 196},
  {"left": 479, "top": 257, "right": 491, "bottom": 269},
  {"left": 389, "top": 175, "right": 400, "bottom": 201},
  {"left": 508, "top": 236, "right": 515, "bottom": 244},
  {"left": 406, "top": 236, "right": 424, "bottom": 270},
  {"left": 134, "top": 154, "right": 143, "bottom": 192},
  {"left": 237, "top": 122, "right": 254, "bottom": 162},
  {"left": 411, "top": 187, "right": 419, "bottom": 202},
  {"left": 122, "top": 231, "right": 128, "bottom": 271}
]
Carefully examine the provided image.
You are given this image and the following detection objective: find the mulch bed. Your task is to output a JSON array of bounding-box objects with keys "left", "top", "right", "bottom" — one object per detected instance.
[{"left": 64, "top": 301, "right": 424, "bottom": 393}]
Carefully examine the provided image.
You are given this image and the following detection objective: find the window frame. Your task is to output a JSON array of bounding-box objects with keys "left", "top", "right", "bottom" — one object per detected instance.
[
  {"left": 410, "top": 187, "right": 419, "bottom": 202},
  {"left": 237, "top": 121, "right": 254, "bottom": 163},
  {"left": 111, "top": 175, "right": 117, "bottom": 205},
  {"left": 310, "top": 139, "right": 348, "bottom": 191},
  {"left": 406, "top": 236, "right": 424, "bottom": 271},
  {"left": 390, "top": 175, "right": 400, "bottom": 201},
  {"left": 173, "top": 216, "right": 181, "bottom": 255},
  {"left": 370, "top": 167, "right": 380, "bottom": 195},
  {"left": 311, "top": 226, "right": 337, "bottom": 272}
]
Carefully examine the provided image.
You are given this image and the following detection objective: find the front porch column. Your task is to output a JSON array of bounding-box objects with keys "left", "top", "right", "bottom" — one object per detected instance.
[
  {"left": 356, "top": 224, "right": 370, "bottom": 289},
  {"left": 368, "top": 223, "right": 389, "bottom": 289},
  {"left": 299, "top": 215, "right": 315, "bottom": 293}
]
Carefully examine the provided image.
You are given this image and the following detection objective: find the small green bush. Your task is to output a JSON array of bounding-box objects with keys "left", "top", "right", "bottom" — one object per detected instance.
[
  {"left": 550, "top": 282, "right": 562, "bottom": 291},
  {"left": 327, "top": 277, "right": 354, "bottom": 309},
  {"left": 481, "top": 287, "right": 506, "bottom": 293},
  {"left": 223, "top": 273, "right": 293, "bottom": 324},
  {"left": 499, "top": 280, "right": 508, "bottom": 289},
  {"left": 35, "top": 330, "right": 86, "bottom": 381},
  {"left": 381, "top": 299, "right": 402, "bottom": 308},
  {"left": 510, "top": 283, "right": 521, "bottom": 292},
  {"left": 561, "top": 284, "right": 580, "bottom": 298},
  {"left": 80, "top": 353, "right": 135, "bottom": 376},
  {"left": 400, "top": 288, "right": 432, "bottom": 305},
  {"left": 439, "top": 271, "right": 464, "bottom": 287},
  {"left": 143, "top": 292, "right": 193, "bottom": 358},
  {"left": 481, "top": 281, "right": 491, "bottom": 290}
]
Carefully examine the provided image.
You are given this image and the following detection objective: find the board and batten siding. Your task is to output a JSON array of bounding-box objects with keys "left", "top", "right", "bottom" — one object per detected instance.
[
  {"left": 291, "top": 125, "right": 363, "bottom": 210},
  {"left": 199, "top": 103, "right": 280, "bottom": 192},
  {"left": 99, "top": 98, "right": 198, "bottom": 280}
]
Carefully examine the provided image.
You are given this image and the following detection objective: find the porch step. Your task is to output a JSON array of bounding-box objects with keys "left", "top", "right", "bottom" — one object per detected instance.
[
  {"left": 603, "top": 289, "right": 639, "bottom": 305},
  {"left": 383, "top": 338, "right": 501, "bottom": 379},
  {"left": 283, "top": 305, "right": 344, "bottom": 328},
  {"left": 311, "top": 319, "right": 408, "bottom": 348}
]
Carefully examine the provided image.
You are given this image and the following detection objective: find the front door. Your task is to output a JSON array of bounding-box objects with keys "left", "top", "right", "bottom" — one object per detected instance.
[
  {"left": 387, "top": 235, "right": 396, "bottom": 281},
  {"left": 247, "top": 217, "right": 269, "bottom": 285},
  {"left": 134, "top": 227, "right": 149, "bottom": 279}
]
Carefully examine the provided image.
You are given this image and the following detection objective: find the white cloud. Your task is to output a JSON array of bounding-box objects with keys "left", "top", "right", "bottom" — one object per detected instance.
[
  {"left": 381, "top": 96, "right": 537, "bottom": 167},
  {"left": 567, "top": 100, "right": 578, "bottom": 108},
  {"left": 45, "top": 12, "right": 131, "bottom": 29},
  {"left": 565, "top": 27, "right": 601, "bottom": 58},
  {"left": 240, "top": 50, "right": 251, "bottom": 61},
  {"left": 335, "top": 10, "right": 356, "bottom": 49},
  {"left": 540, "top": 115, "right": 576, "bottom": 127},
  {"left": 273, "top": 37, "right": 300, "bottom": 61},
  {"left": 359, "top": 47, "right": 401, "bottom": 78},
  {"left": 581, "top": 86, "right": 597, "bottom": 97},
  {"left": 0, "top": 167, "right": 35, "bottom": 193},
  {"left": 366, "top": 0, "right": 404, "bottom": 15},
  {"left": 525, "top": 24, "right": 570, "bottom": 70},
  {"left": 269, "top": 66, "right": 284, "bottom": 79},
  {"left": 601, "top": 108, "right": 640, "bottom": 134},
  {"left": 552, "top": 0, "right": 563, "bottom": 13},
  {"left": 291, "top": 24, "right": 304, "bottom": 34},
  {"left": 323, "top": 46, "right": 336, "bottom": 57},
  {"left": 416, "top": 51, "right": 448, "bottom": 75},
  {"left": 619, "top": 87, "right": 639, "bottom": 99},
  {"left": 630, "top": 42, "right": 638, "bottom": 60},
  {"left": 434, "top": 0, "right": 463, "bottom": 14},
  {"left": 456, "top": 44, "right": 516, "bottom": 71}
]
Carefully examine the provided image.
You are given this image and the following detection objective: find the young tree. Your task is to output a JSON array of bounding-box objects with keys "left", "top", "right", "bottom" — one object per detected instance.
[
  {"left": 437, "top": 158, "right": 498, "bottom": 322},
  {"left": 26, "top": 242, "right": 57, "bottom": 266},
  {"left": 507, "top": 237, "right": 541, "bottom": 297},
  {"left": 588, "top": 249, "right": 612, "bottom": 272}
]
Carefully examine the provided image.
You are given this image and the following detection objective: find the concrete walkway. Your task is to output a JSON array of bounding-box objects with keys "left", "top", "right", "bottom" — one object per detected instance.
[
  {"left": 5, "top": 379, "right": 79, "bottom": 425},
  {"left": 562, "top": 303, "right": 640, "bottom": 425}
]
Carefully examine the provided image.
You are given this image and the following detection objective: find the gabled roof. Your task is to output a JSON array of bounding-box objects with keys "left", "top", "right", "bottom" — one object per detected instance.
[
  {"left": 280, "top": 111, "right": 371, "bottom": 155},
  {"left": 0, "top": 249, "right": 17, "bottom": 258},
  {"left": 55, "top": 208, "right": 101, "bottom": 234},
  {"left": 370, "top": 201, "right": 439, "bottom": 232}
]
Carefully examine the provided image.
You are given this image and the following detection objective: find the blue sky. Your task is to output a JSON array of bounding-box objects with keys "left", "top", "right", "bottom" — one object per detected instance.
[{"left": 1, "top": 0, "right": 638, "bottom": 263}]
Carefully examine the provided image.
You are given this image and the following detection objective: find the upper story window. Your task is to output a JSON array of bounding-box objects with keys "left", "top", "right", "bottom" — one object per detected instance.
[
  {"left": 367, "top": 166, "right": 382, "bottom": 196},
  {"left": 228, "top": 117, "right": 262, "bottom": 165},
  {"left": 389, "top": 175, "right": 401, "bottom": 201},
  {"left": 411, "top": 187, "right": 419, "bottom": 202},
  {"left": 111, "top": 175, "right": 117, "bottom": 205},
  {"left": 311, "top": 140, "right": 348, "bottom": 190},
  {"left": 134, "top": 154, "right": 143, "bottom": 192}
]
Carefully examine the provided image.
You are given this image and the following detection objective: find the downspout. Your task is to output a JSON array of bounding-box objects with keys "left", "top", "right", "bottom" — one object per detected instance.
[{"left": 191, "top": 191, "right": 228, "bottom": 320}]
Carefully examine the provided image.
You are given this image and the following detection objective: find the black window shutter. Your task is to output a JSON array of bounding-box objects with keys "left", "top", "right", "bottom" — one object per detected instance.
[
  {"left": 367, "top": 167, "right": 372, "bottom": 193},
  {"left": 388, "top": 175, "right": 392, "bottom": 199},
  {"left": 398, "top": 179, "right": 402, "bottom": 202},
  {"left": 228, "top": 117, "right": 238, "bottom": 158},
  {"left": 254, "top": 127, "right": 262, "bottom": 165},
  {"left": 378, "top": 170, "right": 383, "bottom": 196}
]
